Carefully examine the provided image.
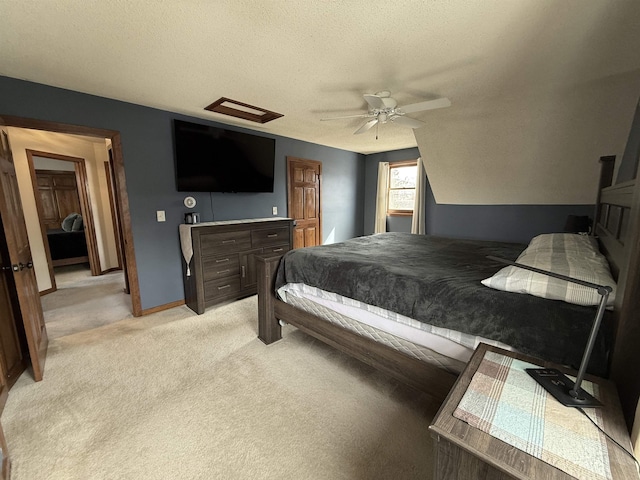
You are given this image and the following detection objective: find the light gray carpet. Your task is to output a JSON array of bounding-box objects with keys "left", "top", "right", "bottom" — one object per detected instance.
[
  {"left": 2, "top": 296, "right": 440, "bottom": 480},
  {"left": 42, "top": 265, "right": 131, "bottom": 339}
]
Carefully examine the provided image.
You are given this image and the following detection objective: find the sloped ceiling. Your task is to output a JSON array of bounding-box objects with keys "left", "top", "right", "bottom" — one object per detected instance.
[{"left": 2, "top": 1, "right": 638, "bottom": 157}]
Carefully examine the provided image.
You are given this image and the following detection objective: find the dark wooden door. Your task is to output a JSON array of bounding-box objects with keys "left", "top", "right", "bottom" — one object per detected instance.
[
  {"left": 0, "top": 127, "right": 48, "bottom": 381},
  {"left": 287, "top": 157, "right": 321, "bottom": 249},
  {"left": 35, "top": 170, "right": 81, "bottom": 231},
  {"left": 0, "top": 226, "right": 26, "bottom": 388},
  {"left": 36, "top": 174, "right": 60, "bottom": 230}
]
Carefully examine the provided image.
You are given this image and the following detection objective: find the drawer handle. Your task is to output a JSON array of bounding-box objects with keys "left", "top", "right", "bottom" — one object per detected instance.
[
  {"left": 218, "top": 284, "right": 231, "bottom": 290},
  {"left": 267, "top": 234, "right": 278, "bottom": 238},
  {"left": 241, "top": 266, "right": 246, "bottom": 278},
  {"left": 272, "top": 248, "right": 283, "bottom": 252},
  {"left": 215, "top": 258, "right": 230, "bottom": 263},
  {"left": 222, "top": 239, "right": 236, "bottom": 244},
  {"left": 216, "top": 269, "right": 230, "bottom": 275}
]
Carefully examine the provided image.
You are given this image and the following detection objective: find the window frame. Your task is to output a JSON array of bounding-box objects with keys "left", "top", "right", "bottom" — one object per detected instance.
[
  {"left": 387, "top": 159, "right": 418, "bottom": 217},
  {"left": 387, "top": 160, "right": 418, "bottom": 217}
]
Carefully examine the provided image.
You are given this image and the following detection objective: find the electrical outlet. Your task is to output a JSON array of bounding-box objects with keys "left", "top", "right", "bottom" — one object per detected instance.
[
  {"left": 156, "top": 210, "right": 166, "bottom": 222},
  {"left": 272, "top": 206, "right": 278, "bottom": 215}
]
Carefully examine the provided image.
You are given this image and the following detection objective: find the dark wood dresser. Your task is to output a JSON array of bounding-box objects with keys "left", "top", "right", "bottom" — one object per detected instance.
[{"left": 182, "top": 218, "right": 294, "bottom": 314}]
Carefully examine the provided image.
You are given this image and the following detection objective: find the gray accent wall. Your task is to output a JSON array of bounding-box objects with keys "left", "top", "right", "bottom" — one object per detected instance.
[
  {"left": 0, "top": 76, "right": 365, "bottom": 310},
  {"left": 364, "top": 147, "right": 595, "bottom": 244}
]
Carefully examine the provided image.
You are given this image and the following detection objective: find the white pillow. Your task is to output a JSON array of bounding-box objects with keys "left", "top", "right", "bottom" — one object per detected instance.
[{"left": 481, "top": 233, "right": 616, "bottom": 307}]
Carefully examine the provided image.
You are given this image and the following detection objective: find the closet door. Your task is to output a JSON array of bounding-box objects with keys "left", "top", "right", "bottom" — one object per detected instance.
[
  {"left": 36, "top": 174, "right": 59, "bottom": 230},
  {"left": 52, "top": 172, "right": 81, "bottom": 219},
  {"left": 35, "top": 170, "right": 80, "bottom": 231}
]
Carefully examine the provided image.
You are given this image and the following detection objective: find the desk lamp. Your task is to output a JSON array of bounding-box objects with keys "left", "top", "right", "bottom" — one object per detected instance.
[{"left": 488, "top": 256, "right": 612, "bottom": 408}]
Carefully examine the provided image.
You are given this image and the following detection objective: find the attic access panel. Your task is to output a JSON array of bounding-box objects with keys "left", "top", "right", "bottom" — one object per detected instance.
[{"left": 205, "top": 97, "right": 283, "bottom": 124}]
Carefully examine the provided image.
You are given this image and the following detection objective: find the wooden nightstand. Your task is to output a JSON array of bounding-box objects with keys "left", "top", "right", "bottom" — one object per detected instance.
[{"left": 429, "top": 343, "right": 638, "bottom": 480}]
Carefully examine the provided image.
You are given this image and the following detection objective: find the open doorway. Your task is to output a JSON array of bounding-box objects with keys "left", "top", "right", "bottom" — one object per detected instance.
[
  {"left": 0, "top": 115, "right": 141, "bottom": 341},
  {"left": 21, "top": 145, "right": 129, "bottom": 337},
  {"left": 26, "top": 148, "right": 122, "bottom": 284}
]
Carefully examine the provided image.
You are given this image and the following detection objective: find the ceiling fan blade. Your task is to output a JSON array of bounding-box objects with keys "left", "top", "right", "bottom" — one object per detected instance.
[
  {"left": 354, "top": 118, "right": 378, "bottom": 135},
  {"left": 397, "top": 97, "right": 451, "bottom": 114},
  {"left": 321, "top": 113, "right": 371, "bottom": 121},
  {"left": 390, "top": 115, "right": 426, "bottom": 129},
  {"left": 363, "top": 94, "right": 386, "bottom": 110}
]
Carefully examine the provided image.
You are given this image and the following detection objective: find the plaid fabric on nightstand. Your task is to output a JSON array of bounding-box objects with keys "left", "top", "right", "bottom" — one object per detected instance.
[{"left": 454, "top": 350, "right": 612, "bottom": 480}]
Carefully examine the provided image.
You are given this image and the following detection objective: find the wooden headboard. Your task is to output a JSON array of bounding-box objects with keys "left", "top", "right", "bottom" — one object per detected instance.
[
  {"left": 595, "top": 156, "right": 640, "bottom": 431},
  {"left": 595, "top": 178, "right": 636, "bottom": 280}
]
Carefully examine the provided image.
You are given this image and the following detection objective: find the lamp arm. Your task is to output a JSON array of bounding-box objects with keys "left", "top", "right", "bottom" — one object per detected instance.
[
  {"left": 486, "top": 256, "right": 613, "bottom": 293},
  {"left": 570, "top": 289, "right": 609, "bottom": 398},
  {"left": 487, "top": 256, "right": 613, "bottom": 401}
]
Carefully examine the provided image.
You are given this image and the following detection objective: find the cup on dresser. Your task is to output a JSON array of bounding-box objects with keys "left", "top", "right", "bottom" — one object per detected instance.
[{"left": 184, "top": 212, "right": 200, "bottom": 224}]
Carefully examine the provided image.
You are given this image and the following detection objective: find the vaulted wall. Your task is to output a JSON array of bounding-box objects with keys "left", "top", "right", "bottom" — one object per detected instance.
[{"left": 414, "top": 73, "right": 640, "bottom": 207}]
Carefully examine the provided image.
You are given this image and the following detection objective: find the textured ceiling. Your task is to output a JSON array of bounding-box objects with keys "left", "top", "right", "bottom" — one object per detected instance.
[{"left": 1, "top": 1, "right": 640, "bottom": 154}]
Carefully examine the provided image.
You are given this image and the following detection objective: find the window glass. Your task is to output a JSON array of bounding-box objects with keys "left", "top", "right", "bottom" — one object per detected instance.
[
  {"left": 388, "top": 164, "right": 417, "bottom": 213},
  {"left": 389, "top": 189, "right": 415, "bottom": 210},
  {"left": 389, "top": 165, "right": 416, "bottom": 189}
]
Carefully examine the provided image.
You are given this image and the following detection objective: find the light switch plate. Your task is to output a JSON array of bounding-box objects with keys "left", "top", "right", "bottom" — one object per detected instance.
[
  {"left": 156, "top": 210, "right": 166, "bottom": 222},
  {"left": 272, "top": 206, "right": 278, "bottom": 215}
]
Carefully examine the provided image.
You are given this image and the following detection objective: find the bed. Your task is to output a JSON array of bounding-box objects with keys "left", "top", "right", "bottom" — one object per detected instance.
[
  {"left": 46, "top": 212, "right": 89, "bottom": 267},
  {"left": 257, "top": 158, "right": 639, "bottom": 417},
  {"left": 47, "top": 227, "right": 88, "bottom": 267}
]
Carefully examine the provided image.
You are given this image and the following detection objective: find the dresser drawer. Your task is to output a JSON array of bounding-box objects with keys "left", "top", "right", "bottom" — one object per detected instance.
[
  {"left": 200, "top": 230, "right": 251, "bottom": 256},
  {"left": 183, "top": 218, "right": 294, "bottom": 315},
  {"left": 263, "top": 245, "right": 290, "bottom": 255},
  {"left": 204, "top": 276, "right": 241, "bottom": 302},
  {"left": 251, "top": 227, "right": 290, "bottom": 248},
  {"left": 202, "top": 254, "right": 240, "bottom": 281}
]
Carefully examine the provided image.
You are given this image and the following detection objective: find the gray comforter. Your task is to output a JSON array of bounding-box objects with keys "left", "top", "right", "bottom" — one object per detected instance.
[{"left": 275, "top": 233, "right": 612, "bottom": 376}]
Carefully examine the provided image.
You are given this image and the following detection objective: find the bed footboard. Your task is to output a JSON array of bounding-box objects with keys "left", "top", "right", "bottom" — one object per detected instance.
[
  {"left": 255, "top": 252, "right": 457, "bottom": 400},
  {"left": 256, "top": 253, "right": 283, "bottom": 344}
]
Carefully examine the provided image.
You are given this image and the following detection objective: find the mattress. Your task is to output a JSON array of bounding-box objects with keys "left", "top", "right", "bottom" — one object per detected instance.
[
  {"left": 278, "top": 282, "right": 514, "bottom": 373},
  {"left": 274, "top": 233, "right": 613, "bottom": 376}
]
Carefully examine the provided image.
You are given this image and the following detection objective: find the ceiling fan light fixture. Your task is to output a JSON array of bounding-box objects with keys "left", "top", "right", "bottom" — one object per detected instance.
[
  {"left": 323, "top": 91, "right": 451, "bottom": 137},
  {"left": 381, "top": 97, "right": 397, "bottom": 109}
]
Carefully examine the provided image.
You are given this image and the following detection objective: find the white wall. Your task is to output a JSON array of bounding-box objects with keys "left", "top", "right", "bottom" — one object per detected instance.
[
  {"left": 33, "top": 156, "right": 75, "bottom": 171},
  {"left": 92, "top": 141, "right": 119, "bottom": 269},
  {"left": 415, "top": 70, "right": 640, "bottom": 205},
  {"left": 7, "top": 127, "right": 119, "bottom": 292}
]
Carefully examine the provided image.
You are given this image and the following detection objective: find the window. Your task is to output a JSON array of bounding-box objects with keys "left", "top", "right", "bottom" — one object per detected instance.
[{"left": 387, "top": 161, "right": 417, "bottom": 216}]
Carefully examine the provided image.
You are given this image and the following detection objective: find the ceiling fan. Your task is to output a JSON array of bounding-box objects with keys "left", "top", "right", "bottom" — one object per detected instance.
[{"left": 321, "top": 91, "right": 451, "bottom": 138}]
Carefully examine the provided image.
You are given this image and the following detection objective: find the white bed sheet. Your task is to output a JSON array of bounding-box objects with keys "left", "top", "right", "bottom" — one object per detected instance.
[{"left": 278, "top": 283, "right": 514, "bottom": 365}]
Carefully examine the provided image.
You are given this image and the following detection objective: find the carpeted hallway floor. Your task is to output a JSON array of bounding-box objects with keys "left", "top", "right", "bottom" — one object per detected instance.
[
  {"left": 41, "top": 264, "right": 134, "bottom": 339},
  {"left": 2, "top": 270, "right": 440, "bottom": 479}
]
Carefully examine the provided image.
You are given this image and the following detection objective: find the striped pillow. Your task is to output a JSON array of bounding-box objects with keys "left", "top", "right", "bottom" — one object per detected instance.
[{"left": 481, "top": 234, "right": 616, "bottom": 307}]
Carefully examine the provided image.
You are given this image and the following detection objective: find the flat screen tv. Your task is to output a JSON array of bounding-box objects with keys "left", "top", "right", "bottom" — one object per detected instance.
[{"left": 174, "top": 119, "right": 276, "bottom": 192}]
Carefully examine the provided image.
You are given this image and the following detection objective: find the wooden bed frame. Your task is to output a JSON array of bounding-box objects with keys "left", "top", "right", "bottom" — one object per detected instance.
[
  {"left": 595, "top": 156, "right": 640, "bottom": 430},
  {"left": 257, "top": 156, "right": 640, "bottom": 428}
]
